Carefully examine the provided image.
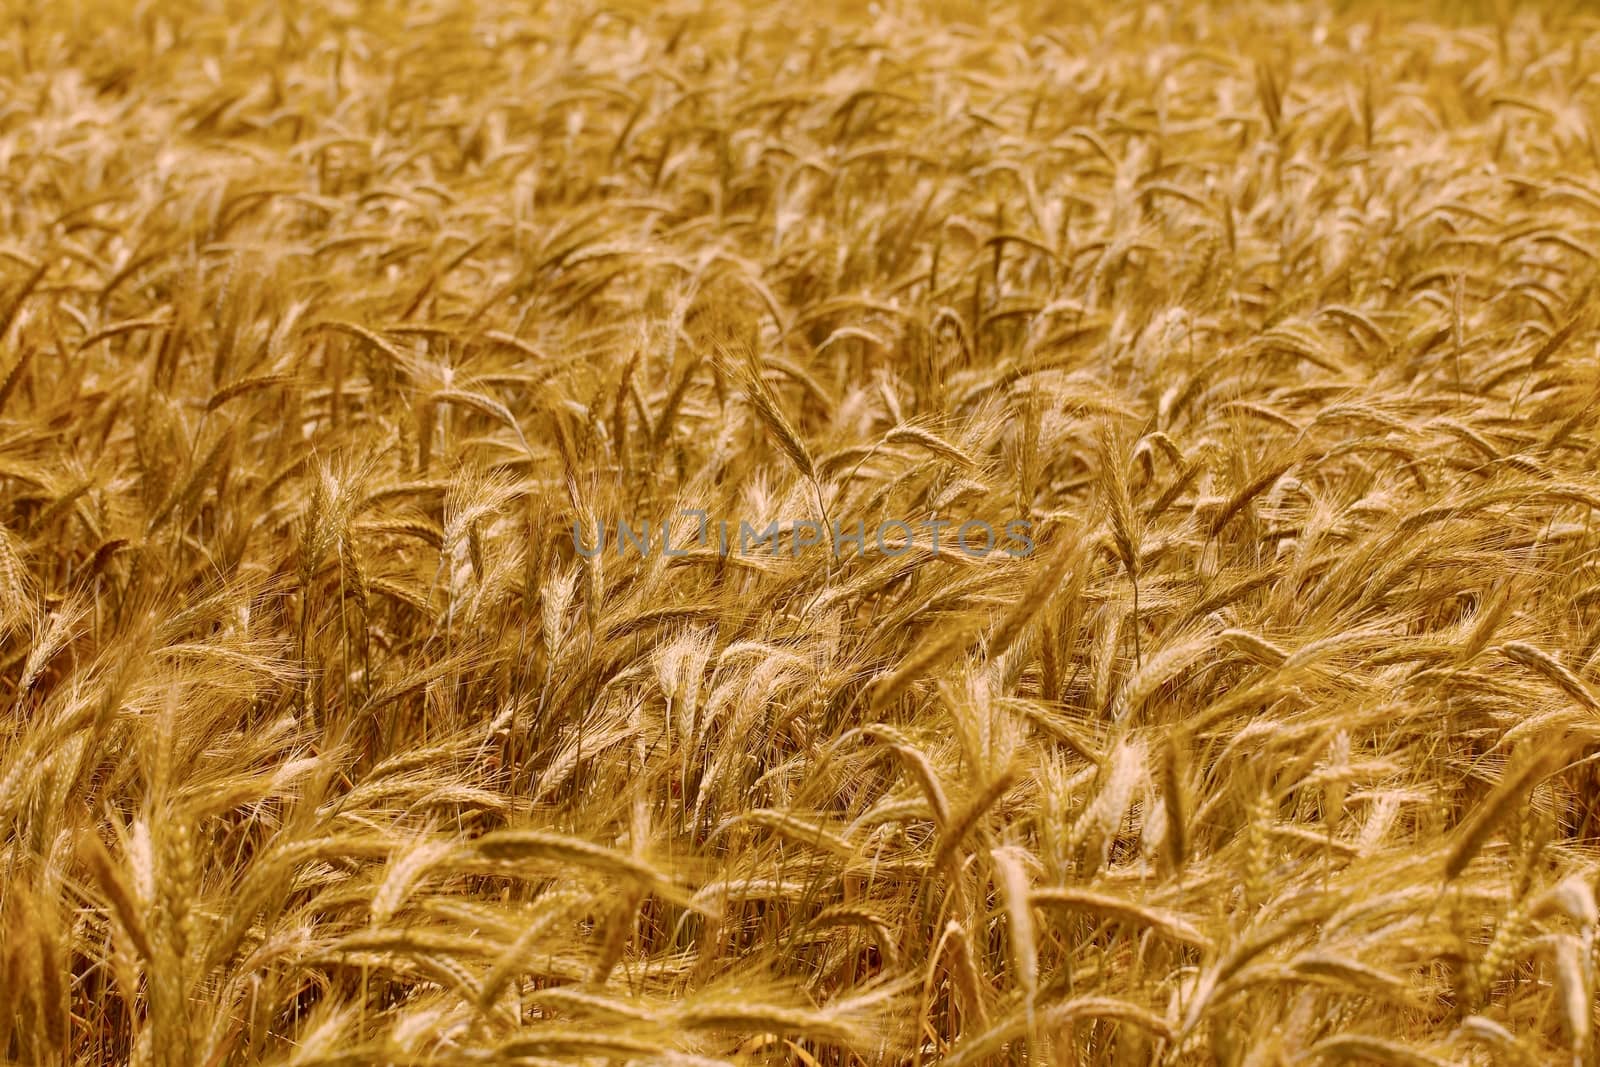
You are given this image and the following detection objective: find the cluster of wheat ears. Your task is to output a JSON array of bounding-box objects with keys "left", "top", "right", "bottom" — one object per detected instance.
[{"left": 5, "top": 0, "right": 1600, "bottom": 1063}]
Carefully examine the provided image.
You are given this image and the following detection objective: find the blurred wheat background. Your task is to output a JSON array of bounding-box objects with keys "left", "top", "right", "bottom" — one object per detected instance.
[{"left": 3, "top": 0, "right": 1600, "bottom": 1063}]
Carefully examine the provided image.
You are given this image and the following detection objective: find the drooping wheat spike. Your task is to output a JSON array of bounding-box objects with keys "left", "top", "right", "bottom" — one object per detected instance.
[
  {"left": 1445, "top": 743, "right": 1571, "bottom": 882},
  {"left": 1160, "top": 732, "right": 1191, "bottom": 875}
]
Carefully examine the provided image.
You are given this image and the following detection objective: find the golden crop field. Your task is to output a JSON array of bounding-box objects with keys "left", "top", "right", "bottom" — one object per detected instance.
[{"left": 4, "top": 0, "right": 1600, "bottom": 1063}]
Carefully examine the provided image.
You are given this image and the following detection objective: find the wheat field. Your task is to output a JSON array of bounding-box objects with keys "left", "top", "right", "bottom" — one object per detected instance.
[{"left": 4, "top": 0, "right": 1600, "bottom": 1063}]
